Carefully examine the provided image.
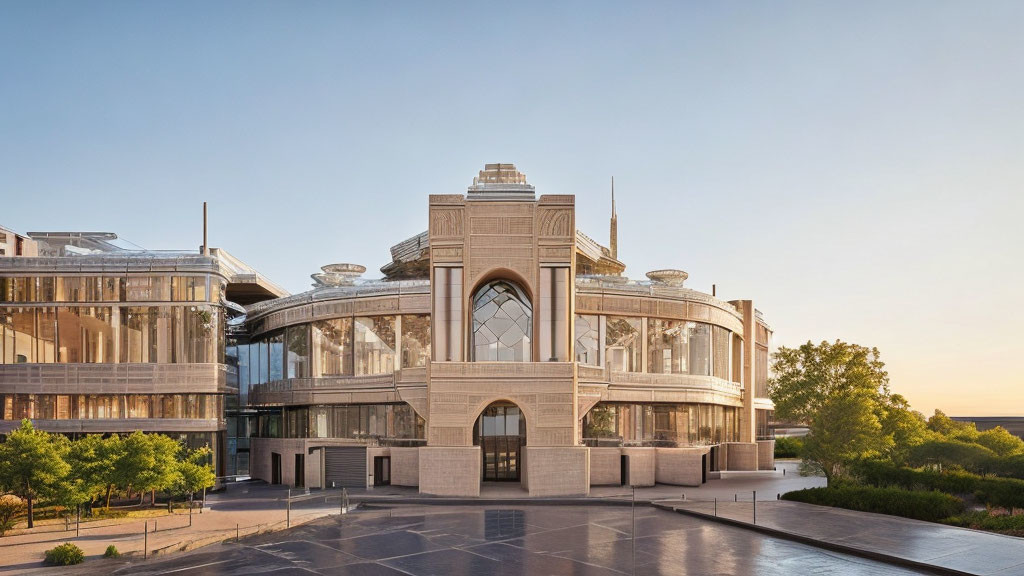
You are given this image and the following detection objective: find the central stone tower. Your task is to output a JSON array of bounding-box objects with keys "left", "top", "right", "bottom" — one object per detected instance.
[{"left": 418, "top": 163, "right": 590, "bottom": 496}]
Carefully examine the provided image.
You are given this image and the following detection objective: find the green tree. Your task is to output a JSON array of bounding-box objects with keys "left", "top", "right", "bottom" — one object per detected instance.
[
  {"left": 975, "top": 427, "right": 1024, "bottom": 457},
  {"left": 0, "top": 420, "right": 70, "bottom": 528},
  {"left": 768, "top": 340, "right": 893, "bottom": 484},
  {"left": 59, "top": 435, "right": 112, "bottom": 512},
  {"left": 113, "top": 432, "right": 181, "bottom": 506},
  {"left": 172, "top": 446, "right": 216, "bottom": 505},
  {"left": 926, "top": 410, "right": 979, "bottom": 441},
  {"left": 878, "top": 394, "right": 928, "bottom": 465}
]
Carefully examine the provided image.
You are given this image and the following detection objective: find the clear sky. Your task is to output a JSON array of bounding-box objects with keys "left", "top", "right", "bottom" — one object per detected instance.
[{"left": 2, "top": 1, "right": 1021, "bottom": 416}]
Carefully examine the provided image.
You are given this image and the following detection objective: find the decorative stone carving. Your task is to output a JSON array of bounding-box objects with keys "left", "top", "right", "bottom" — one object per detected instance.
[
  {"left": 431, "top": 209, "right": 464, "bottom": 237},
  {"left": 538, "top": 209, "right": 572, "bottom": 238}
]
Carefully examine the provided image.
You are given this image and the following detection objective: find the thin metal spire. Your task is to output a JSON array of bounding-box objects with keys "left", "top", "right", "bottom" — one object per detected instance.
[{"left": 610, "top": 176, "right": 618, "bottom": 260}]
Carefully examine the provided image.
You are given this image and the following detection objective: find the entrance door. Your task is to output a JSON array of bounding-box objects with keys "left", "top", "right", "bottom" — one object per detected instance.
[
  {"left": 294, "top": 454, "right": 305, "bottom": 488},
  {"left": 271, "top": 453, "right": 282, "bottom": 485},
  {"left": 475, "top": 403, "right": 526, "bottom": 481},
  {"left": 374, "top": 456, "right": 391, "bottom": 486}
]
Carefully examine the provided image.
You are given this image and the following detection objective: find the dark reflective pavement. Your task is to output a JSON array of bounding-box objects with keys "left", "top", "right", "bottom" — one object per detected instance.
[{"left": 107, "top": 505, "right": 929, "bottom": 575}]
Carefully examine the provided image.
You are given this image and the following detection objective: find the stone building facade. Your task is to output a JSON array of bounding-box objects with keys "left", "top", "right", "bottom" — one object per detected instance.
[
  {"left": 0, "top": 164, "right": 774, "bottom": 495},
  {"left": 240, "top": 164, "right": 776, "bottom": 496}
]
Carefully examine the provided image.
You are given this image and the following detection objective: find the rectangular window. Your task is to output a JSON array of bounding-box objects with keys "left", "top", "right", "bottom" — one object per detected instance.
[
  {"left": 713, "top": 326, "right": 730, "bottom": 380},
  {"left": 400, "top": 315, "right": 430, "bottom": 368},
  {"left": 605, "top": 317, "right": 642, "bottom": 372},
  {"left": 285, "top": 324, "right": 310, "bottom": 378},
  {"left": 574, "top": 314, "right": 600, "bottom": 366},
  {"left": 312, "top": 318, "right": 352, "bottom": 376},
  {"left": 267, "top": 331, "right": 284, "bottom": 381},
  {"left": 647, "top": 318, "right": 688, "bottom": 374},
  {"left": 688, "top": 322, "right": 711, "bottom": 376},
  {"left": 354, "top": 316, "right": 396, "bottom": 375}
]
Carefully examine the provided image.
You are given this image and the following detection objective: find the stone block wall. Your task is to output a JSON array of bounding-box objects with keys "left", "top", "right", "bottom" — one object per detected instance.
[
  {"left": 725, "top": 442, "right": 758, "bottom": 471},
  {"left": 589, "top": 448, "right": 622, "bottom": 486},
  {"left": 757, "top": 440, "right": 775, "bottom": 471},
  {"left": 250, "top": 438, "right": 322, "bottom": 489},
  {"left": 655, "top": 447, "right": 709, "bottom": 486},
  {"left": 390, "top": 447, "right": 420, "bottom": 486},
  {"left": 622, "top": 447, "right": 656, "bottom": 487},
  {"left": 419, "top": 446, "right": 481, "bottom": 496},
  {"left": 526, "top": 447, "right": 589, "bottom": 496}
]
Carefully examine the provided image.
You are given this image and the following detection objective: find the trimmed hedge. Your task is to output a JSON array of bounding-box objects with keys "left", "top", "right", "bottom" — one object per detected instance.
[
  {"left": 44, "top": 543, "right": 85, "bottom": 566},
  {"left": 781, "top": 486, "right": 964, "bottom": 522},
  {"left": 853, "top": 460, "right": 1024, "bottom": 509}
]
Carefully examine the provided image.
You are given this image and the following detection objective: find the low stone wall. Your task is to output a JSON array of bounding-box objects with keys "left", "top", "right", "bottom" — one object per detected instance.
[
  {"left": 390, "top": 447, "right": 420, "bottom": 486},
  {"left": 589, "top": 448, "right": 623, "bottom": 486},
  {"left": 526, "top": 447, "right": 589, "bottom": 496},
  {"left": 418, "top": 446, "right": 481, "bottom": 496},
  {"left": 725, "top": 442, "right": 758, "bottom": 471},
  {"left": 250, "top": 438, "right": 316, "bottom": 488},
  {"left": 622, "top": 447, "right": 656, "bottom": 487},
  {"left": 757, "top": 440, "right": 775, "bottom": 471},
  {"left": 655, "top": 447, "right": 709, "bottom": 486}
]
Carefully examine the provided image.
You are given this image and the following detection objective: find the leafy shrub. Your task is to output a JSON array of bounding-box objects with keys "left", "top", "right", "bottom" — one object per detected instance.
[
  {"left": 0, "top": 495, "right": 25, "bottom": 537},
  {"left": 103, "top": 545, "right": 120, "bottom": 558},
  {"left": 907, "top": 439, "right": 996, "bottom": 472},
  {"left": 987, "top": 454, "right": 1024, "bottom": 480},
  {"left": 44, "top": 543, "right": 85, "bottom": 565},
  {"left": 774, "top": 437, "right": 803, "bottom": 458},
  {"left": 944, "top": 510, "right": 1024, "bottom": 537},
  {"left": 781, "top": 486, "right": 964, "bottom": 522},
  {"left": 852, "top": 460, "right": 1024, "bottom": 509}
]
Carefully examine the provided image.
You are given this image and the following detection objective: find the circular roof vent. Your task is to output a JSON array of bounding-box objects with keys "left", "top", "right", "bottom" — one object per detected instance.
[
  {"left": 312, "top": 263, "right": 366, "bottom": 287},
  {"left": 646, "top": 269, "right": 688, "bottom": 287}
]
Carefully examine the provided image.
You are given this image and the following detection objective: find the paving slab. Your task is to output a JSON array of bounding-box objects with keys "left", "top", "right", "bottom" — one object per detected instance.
[
  {"left": 663, "top": 500, "right": 1024, "bottom": 576},
  {"left": 98, "top": 504, "right": 931, "bottom": 576}
]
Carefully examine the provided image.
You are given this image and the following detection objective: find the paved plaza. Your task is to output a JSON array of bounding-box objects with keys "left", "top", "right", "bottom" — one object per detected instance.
[{"left": 96, "top": 504, "right": 930, "bottom": 576}]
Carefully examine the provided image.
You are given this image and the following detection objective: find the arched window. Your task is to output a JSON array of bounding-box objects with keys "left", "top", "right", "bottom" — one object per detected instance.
[{"left": 472, "top": 280, "right": 531, "bottom": 362}]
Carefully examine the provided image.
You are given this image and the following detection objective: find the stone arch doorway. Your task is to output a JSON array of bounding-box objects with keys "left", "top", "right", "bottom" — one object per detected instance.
[{"left": 473, "top": 401, "right": 527, "bottom": 481}]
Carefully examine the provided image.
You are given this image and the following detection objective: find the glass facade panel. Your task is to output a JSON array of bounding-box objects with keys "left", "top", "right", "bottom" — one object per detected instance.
[
  {"left": 262, "top": 403, "right": 425, "bottom": 440},
  {"left": 687, "top": 322, "right": 711, "bottom": 376},
  {"left": 472, "top": 281, "right": 532, "bottom": 362},
  {"left": 354, "top": 316, "right": 396, "bottom": 375},
  {"left": 400, "top": 314, "right": 430, "bottom": 368},
  {"left": 0, "top": 393, "right": 221, "bottom": 419},
  {"left": 713, "top": 325, "right": 730, "bottom": 380},
  {"left": 647, "top": 318, "right": 688, "bottom": 374},
  {"left": 267, "top": 331, "right": 284, "bottom": 381},
  {"left": 582, "top": 402, "right": 740, "bottom": 446},
  {"left": 574, "top": 314, "right": 600, "bottom": 366},
  {"left": 285, "top": 324, "right": 310, "bottom": 378},
  {"left": 605, "top": 316, "right": 641, "bottom": 372},
  {"left": 312, "top": 318, "right": 353, "bottom": 376}
]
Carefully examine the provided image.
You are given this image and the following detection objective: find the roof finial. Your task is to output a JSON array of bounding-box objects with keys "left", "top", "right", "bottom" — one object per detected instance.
[{"left": 610, "top": 176, "right": 618, "bottom": 260}]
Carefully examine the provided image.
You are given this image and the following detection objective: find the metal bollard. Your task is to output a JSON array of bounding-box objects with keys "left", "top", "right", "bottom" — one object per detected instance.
[
  {"left": 144, "top": 522, "right": 148, "bottom": 559},
  {"left": 734, "top": 493, "right": 737, "bottom": 502},
  {"left": 714, "top": 497, "right": 717, "bottom": 516},
  {"left": 236, "top": 523, "right": 239, "bottom": 542},
  {"left": 753, "top": 491, "right": 757, "bottom": 524}
]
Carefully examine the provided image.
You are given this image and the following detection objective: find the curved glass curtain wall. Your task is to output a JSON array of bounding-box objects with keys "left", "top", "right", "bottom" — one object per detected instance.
[
  {"left": 472, "top": 280, "right": 532, "bottom": 362},
  {"left": 243, "top": 314, "right": 430, "bottom": 384},
  {"left": 574, "top": 315, "right": 734, "bottom": 381},
  {"left": 583, "top": 402, "right": 739, "bottom": 446}
]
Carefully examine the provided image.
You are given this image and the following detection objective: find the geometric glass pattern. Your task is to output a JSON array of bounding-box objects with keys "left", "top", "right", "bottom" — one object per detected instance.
[{"left": 472, "top": 280, "right": 531, "bottom": 362}]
